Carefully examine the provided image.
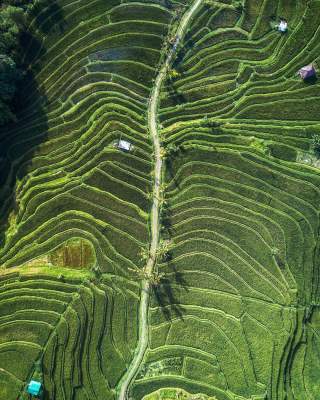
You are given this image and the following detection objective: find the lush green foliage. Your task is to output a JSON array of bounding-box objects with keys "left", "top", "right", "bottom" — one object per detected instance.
[
  {"left": 134, "top": 0, "right": 320, "bottom": 399},
  {"left": 0, "top": 0, "right": 172, "bottom": 398},
  {"left": 0, "top": 272, "right": 140, "bottom": 400},
  {"left": 0, "top": 1, "right": 34, "bottom": 125},
  {"left": 0, "top": 0, "right": 320, "bottom": 399}
]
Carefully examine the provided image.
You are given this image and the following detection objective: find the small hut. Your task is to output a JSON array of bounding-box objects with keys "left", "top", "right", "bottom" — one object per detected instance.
[
  {"left": 27, "top": 380, "right": 43, "bottom": 398},
  {"left": 277, "top": 20, "right": 288, "bottom": 32},
  {"left": 116, "top": 139, "right": 132, "bottom": 152},
  {"left": 298, "top": 64, "right": 317, "bottom": 80}
]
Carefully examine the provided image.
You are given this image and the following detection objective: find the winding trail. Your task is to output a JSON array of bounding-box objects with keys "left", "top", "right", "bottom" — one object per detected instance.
[{"left": 117, "top": 0, "right": 202, "bottom": 398}]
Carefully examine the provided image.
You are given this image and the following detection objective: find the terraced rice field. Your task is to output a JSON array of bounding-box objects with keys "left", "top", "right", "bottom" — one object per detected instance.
[{"left": 0, "top": 0, "right": 320, "bottom": 399}]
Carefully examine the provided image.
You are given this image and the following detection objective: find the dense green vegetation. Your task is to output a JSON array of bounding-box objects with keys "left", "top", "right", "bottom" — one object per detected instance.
[
  {"left": 0, "top": 0, "right": 320, "bottom": 399},
  {"left": 0, "top": 0, "right": 34, "bottom": 125},
  {"left": 134, "top": 0, "right": 320, "bottom": 399},
  {"left": 0, "top": 270, "right": 140, "bottom": 400},
  {"left": 0, "top": 0, "right": 172, "bottom": 398}
]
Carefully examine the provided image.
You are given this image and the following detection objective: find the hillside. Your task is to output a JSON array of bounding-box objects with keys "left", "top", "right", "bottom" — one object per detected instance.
[{"left": 0, "top": 0, "right": 319, "bottom": 399}]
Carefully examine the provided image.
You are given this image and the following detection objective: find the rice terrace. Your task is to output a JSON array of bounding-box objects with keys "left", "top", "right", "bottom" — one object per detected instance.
[{"left": 0, "top": 0, "right": 320, "bottom": 399}]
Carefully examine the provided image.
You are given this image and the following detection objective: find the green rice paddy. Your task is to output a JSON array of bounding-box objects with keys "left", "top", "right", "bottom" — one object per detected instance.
[{"left": 0, "top": 0, "right": 319, "bottom": 399}]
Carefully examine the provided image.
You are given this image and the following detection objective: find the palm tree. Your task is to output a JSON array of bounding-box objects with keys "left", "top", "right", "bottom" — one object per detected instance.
[
  {"left": 166, "top": 143, "right": 179, "bottom": 156},
  {"left": 139, "top": 245, "right": 150, "bottom": 263},
  {"left": 156, "top": 239, "right": 173, "bottom": 261}
]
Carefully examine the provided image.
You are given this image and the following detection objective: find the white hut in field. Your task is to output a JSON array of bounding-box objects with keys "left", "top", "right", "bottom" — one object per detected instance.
[
  {"left": 116, "top": 139, "right": 132, "bottom": 152},
  {"left": 276, "top": 19, "right": 288, "bottom": 32}
]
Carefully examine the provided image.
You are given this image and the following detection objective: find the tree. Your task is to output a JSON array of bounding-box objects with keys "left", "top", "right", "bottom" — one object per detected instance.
[
  {"left": 159, "top": 146, "right": 167, "bottom": 159},
  {"left": 0, "top": 55, "right": 20, "bottom": 124},
  {"left": 166, "top": 143, "right": 179, "bottom": 156},
  {"left": 139, "top": 245, "right": 149, "bottom": 263},
  {"left": 128, "top": 265, "right": 166, "bottom": 286},
  {"left": 0, "top": 1, "right": 33, "bottom": 126},
  {"left": 155, "top": 239, "right": 173, "bottom": 262},
  {"left": 168, "top": 68, "right": 180, "bottom": 80},
  {"left": 233, "top": 0, "right": 244, "bottom": 12}
]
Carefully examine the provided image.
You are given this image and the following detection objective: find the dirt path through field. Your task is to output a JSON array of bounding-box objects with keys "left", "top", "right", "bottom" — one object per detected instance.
[{"left": 117, "top": 1, "right": 202, "bottom": 398}]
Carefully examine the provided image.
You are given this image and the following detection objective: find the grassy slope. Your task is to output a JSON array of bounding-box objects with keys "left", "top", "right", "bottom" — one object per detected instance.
[
  {"left": 0, "top": 0, "right": 174, "bottom": 398},
  {"left": 0, "top": 0, "right": 319, "bottom": 400},
  {"left": 134, "top": 0, "right": 320, "bottom": 399}
]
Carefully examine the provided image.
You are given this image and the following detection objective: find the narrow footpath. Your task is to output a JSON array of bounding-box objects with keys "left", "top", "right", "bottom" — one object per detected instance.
[{"left": 117, "top": 0, "right": 202, "bottom": 398}]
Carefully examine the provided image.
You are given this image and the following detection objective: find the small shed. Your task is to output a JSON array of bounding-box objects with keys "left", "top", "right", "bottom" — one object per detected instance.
[
  {"left": 277, "top": 20, "right": 288, "bottom": 32},
  {"left": 298, "top": 64, "right": 317, "bottom": 80},
  {"left": 117, "top": 139, "right": 132, "bottom": 152},
  {"left": 27, "top": 380, "right": 42, "bottom": 397}
]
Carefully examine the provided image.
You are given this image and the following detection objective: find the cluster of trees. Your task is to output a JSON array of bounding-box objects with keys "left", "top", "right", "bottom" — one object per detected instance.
[{"left": 0, "top": 0, "right": 34, "bottom": 126}]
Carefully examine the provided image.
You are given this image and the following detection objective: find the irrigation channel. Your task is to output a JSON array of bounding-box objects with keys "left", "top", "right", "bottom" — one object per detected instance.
[{"left": 117, "top": 0, "right": 202, "bottom": 398}]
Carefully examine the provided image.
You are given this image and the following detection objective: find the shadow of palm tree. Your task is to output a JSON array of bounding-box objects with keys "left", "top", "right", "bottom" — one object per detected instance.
[
  {"left": 152, "top": 261, "right": 189, "bottom": 321},
  {"left": 166, "top": 154, "right": 182, "bottom": 192}
]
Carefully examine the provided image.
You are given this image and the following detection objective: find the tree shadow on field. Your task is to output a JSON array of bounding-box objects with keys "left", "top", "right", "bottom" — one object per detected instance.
[
  {"left": 29, "top": 0, "right": 67, "bottom": 35},
  {"left": 153, "top": 262, "right": 189, "bottom": 321},
  {"left": 166, "top": 81, "right": 187, "bottom": 105},
  {"left": 172, "top": 31, "right": 193, "bottom": 71},
  {"left": 0, "top": 2, "right": 66, "bottom": 250},
  {"left": 165, "top": 145, "right": 187, "bottom": 191},
  {"left": 21, "top": 0, "right": 67, "bottom": 68}
]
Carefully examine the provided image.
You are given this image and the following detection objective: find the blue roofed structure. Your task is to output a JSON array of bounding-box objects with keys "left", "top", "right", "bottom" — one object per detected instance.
[
  {"left": 298, "top": 64, "right": 317, "bottom": 80},
  {"left": 27, "top": 380, "right": 42, "bottom": 397}
]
